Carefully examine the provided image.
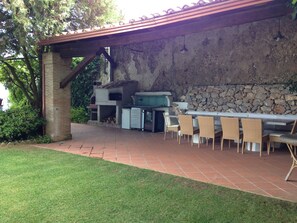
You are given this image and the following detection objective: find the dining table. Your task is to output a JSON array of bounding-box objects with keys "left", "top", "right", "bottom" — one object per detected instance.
[
  {"left": 186, "top": 111, "right": 297, "bottom": 124},
  {"left": 185, "top": 111, "right": 297, "bottom": 149}
]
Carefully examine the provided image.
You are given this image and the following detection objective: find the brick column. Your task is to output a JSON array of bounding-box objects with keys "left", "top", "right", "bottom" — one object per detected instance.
[{"left": 43, "top": 52, "right": 72, "bottom": 141}]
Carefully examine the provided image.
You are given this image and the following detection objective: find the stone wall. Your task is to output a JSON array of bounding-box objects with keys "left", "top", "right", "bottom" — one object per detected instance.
[
  {"left": 111, "top": 15, "right": 297, "bottom": 114},
  {"left": 183, "top": 84, "right": 297, "bottom": 114}
]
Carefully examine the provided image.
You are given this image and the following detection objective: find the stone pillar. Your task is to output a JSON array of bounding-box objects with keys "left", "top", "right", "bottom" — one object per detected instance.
[{"left": 43, "top": 52, "right": 72, "bottom": 141}]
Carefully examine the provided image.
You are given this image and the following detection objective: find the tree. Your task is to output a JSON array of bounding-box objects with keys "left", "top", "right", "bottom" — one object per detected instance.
[{"left": 0, "top": 0, "right": 121, "bottom": 110}]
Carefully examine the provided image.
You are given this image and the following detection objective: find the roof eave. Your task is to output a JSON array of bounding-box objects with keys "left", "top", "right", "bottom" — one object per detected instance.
[{"left": 39, "top": 0, "right": 277, "bottom": 46}]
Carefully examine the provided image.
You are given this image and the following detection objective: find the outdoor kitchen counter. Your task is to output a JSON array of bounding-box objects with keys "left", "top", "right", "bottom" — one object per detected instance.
[{"left": 123, "top": 105, "right": 170, "bottom": 112}]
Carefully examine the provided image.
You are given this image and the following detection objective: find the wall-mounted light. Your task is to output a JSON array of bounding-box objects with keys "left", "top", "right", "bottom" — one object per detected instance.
[
  {"left": 273, "top": 19, "right": 285, "bottom": 41},
  {"left": 273, "top": 31, "right": 285, "bottom": 41},
  {"left": 180, "top": 35, "right": 188, "bottom": 53}
]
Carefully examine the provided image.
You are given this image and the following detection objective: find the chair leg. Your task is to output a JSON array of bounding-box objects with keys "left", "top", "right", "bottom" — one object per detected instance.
[
  {"left": 285, "top": 160, "right": 296, "bottom": 181},
  {"left": 198, "top": 136, "right": 201, "bottom": 148},
  {"left": 221, "top": 138, "right": 224, "bottom": 151},
  {"left": 178, "top": 134, "right": 181, "bottom": 144},
  {"left": 260, "top": 142, "right": 262, "bottom": 157},
  {"left": 228, "top": 140, "right": 231, "bottom": 149},
  {"left": 242, "top": 141, "right": 245, "bottom": 154},
  {"left": 267, "top": 141, "right": 270, "bottom": 155},
  {"left": 164, "top": 130, "right": 167, "bottom": 140},
  {"left": 237, "top": 140, "right": 239, "bottom": 153},
  {"left": 212, "top": 138, "right": 215, "bottom": 151}
]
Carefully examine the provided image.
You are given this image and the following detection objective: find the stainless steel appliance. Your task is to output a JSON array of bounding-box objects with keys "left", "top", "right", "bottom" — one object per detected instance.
[
  {"left": 130, "top": 92, "right": 172, "bottom": 132},
  {"left": 142, "top": 109, "right": 165, "bottom": 132},
  {"left": 130, "top": 107, "right": 143, "bottom": 129}
]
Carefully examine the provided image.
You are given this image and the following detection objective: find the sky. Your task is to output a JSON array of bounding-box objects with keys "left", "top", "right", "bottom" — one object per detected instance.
[
  {"left": 115, "top": 0, "right": 195, "bottom": 21},
  {"left": 0, "top": 0, "right": 194, "bottom": 110},
  {"left": 0, "top": 84, "right": 9, "bottom": 110}
]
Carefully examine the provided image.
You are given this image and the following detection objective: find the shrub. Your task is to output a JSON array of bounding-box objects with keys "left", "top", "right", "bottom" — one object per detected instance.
[
  {"left": 31, "top": 135, "right": 52, "bottom": 144},
  {"left": 71, "top": 107, "right": 89, "bottom": 123},
  {"left": 0, "top": 106, "right": 45, "bottom": 142}
]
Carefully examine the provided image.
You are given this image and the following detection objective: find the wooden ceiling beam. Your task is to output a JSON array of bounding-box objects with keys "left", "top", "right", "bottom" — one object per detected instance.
[{"left": 55, "top": 2, "right": 288, "bottom": 58}]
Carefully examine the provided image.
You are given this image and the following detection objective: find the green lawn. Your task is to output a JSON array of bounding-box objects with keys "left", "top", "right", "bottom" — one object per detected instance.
[{"left": 0, "top": 146, "right": 296, "bottom": 223}]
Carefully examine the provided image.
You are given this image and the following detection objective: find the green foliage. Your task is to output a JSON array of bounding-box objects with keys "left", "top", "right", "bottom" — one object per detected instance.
[
  {"left": 69, "top": 0, "right": 122, "bottom": 30},
  {"left": 8, "top": 85, "right": 29, "bottom": 109},
  {"left": 71, "top": 107, "right": 89, "bottom": 123},
  {"left": 0, "top": 56, "right": 40, "bottom": 109},
  {"left": 0, "top": 107, "right": 45, "bottom": 142},
  {"left": 0, "top": 0, "right": 121, "bottom": 110},
  {"left": 31, "top": 135, "right": 52, "bottom": 144},
  {"left": 289, "top": 0, "right": 297, "bottom": 20},
  {"left": 71, "top": 57, "right": 101, "bottom": 108}
]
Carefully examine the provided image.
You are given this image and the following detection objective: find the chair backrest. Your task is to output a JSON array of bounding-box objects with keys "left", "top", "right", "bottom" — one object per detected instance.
[
  {"left": 197, "top": 116, "right": 215, "bottom": 138},
  {"left": 241, "top": 118, "right": 262, "bottom": 143},
  {"left": 220, "top": 117, "right": 240, "bottom": 140},
  {"left": 291, "top": 120, "right": 297, "bottom": 134},
  {"left": 178, "top": 115, "right": 194, "bottom": 135}
]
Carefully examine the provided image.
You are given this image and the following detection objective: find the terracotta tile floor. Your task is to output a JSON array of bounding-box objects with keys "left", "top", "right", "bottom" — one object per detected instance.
[{"left": 36, "top": 123, "right": 297, "bottom": 203}]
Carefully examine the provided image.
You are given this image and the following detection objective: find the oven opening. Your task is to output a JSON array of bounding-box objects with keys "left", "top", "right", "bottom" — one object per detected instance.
[
  {"left": 99, "top": 105, "right": 116, "bottom": 124},
  {"left": 109, "top": 93, "right": 122, "bottom": 101}
]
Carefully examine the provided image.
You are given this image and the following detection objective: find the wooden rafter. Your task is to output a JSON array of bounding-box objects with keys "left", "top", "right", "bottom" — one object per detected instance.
[
  {"left": 59, "top": 47, "right": 116, "bottom": 88},
  {"left": 60, "top": 48, "right": 103, "bottom": 88},
  {"left": 102, "top": 48, "right": 116, "bottom": 68}
]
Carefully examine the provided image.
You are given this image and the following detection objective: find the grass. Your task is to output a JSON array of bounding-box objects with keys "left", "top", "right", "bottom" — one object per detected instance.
[{"left": 0, "top": 146, "right": 296, "bottom": 223}]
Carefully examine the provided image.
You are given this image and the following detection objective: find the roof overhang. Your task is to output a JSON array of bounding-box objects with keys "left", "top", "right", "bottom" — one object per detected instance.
[{"left": 39, "top": 0, "right": 289, "bottom": 58}]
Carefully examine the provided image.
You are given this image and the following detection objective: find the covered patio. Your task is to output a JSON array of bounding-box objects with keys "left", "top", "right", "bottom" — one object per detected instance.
[
  {"left": 39, "top": 0, "right": 293, "bottom": 141},
  {"left": 37, "top": 123, "right": 297, "bottom": 203},
  {"left": 37, "top": 0, "right": 297, "bottom": 203}
]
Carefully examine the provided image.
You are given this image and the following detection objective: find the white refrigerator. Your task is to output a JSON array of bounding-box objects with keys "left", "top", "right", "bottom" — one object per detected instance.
[{"left": 121, "top": 108, "right": 131, "bottom": 129}]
